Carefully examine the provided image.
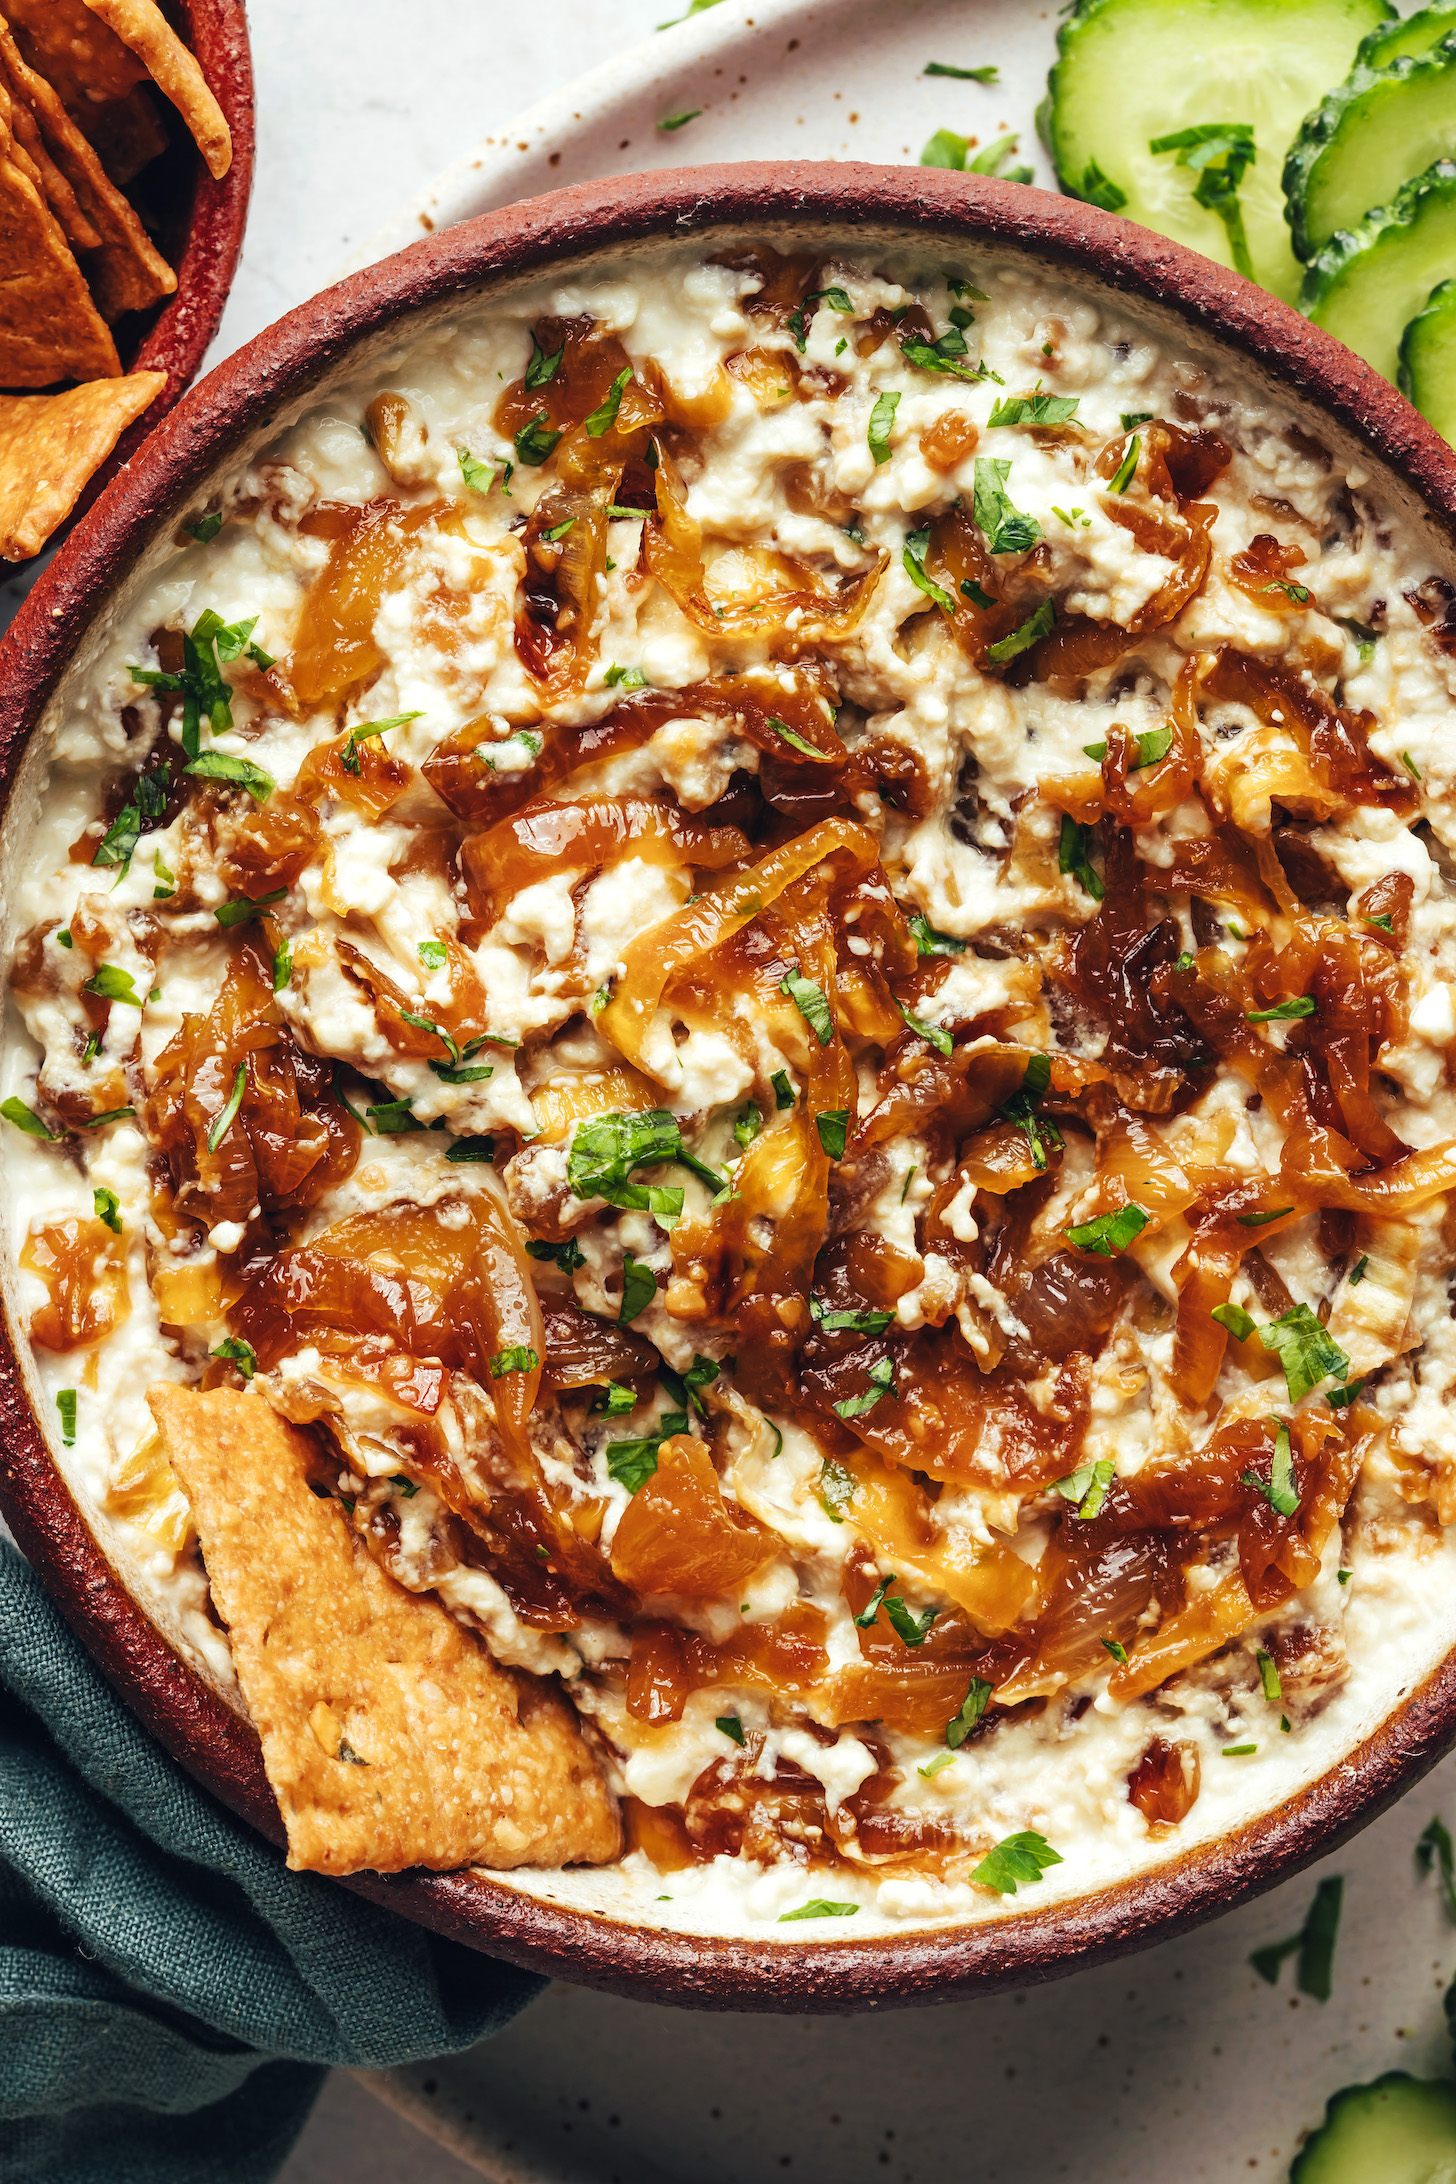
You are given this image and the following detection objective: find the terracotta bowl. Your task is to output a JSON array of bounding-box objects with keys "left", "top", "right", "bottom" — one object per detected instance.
[
  {"left": 3, "top": 162, "right": 1455, "bottom": 2014},
  {"left": 45, "top": 0, "right": 254, "bottom": 529}
]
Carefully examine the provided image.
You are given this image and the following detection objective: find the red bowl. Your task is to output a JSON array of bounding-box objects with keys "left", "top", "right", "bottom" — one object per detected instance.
[
  {"left": 3, "top": 162, "right": 1455, "bottom": 2013},
  {"left": 39, "top": 0, "right": 254, "bottom": 530}
]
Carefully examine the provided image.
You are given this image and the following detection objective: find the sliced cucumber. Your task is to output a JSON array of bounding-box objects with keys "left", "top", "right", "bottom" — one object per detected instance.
[
  {"left": 1303, "top": 159, "right": 1456, "bottom": 381},
  {"left": 1358, "top": 2, "right": 1456, "bottom": 69},
  {"left": 1285, "top": 41, "right": 1456, "bottom": 261},
  {"left": 1290, "top": 2072, "right": 1456, "bottom": 2182},
  {"left": 1399, "top": 275, "right": 1456, "bottom": 442},
  {"left": 1044, "top": 0, "right": 1394, "bottom": 305}
]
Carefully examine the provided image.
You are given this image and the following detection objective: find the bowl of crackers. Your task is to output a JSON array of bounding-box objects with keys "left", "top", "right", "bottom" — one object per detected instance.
[{"left": 0, "top": 0, "right": 251, "bottom": 567}]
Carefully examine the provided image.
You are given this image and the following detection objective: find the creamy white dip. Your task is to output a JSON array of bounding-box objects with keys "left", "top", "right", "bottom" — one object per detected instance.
[{"left": 7, "top": 241, "right": 1456, "bottom": 1934}]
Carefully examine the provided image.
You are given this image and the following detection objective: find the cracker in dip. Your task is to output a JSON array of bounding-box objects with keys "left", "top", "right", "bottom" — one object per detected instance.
[{"left": 8, "top": 245, "right": 1456, "bottom": 1915}]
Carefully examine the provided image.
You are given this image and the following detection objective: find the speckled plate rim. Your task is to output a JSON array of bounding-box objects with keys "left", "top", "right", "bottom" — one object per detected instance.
[{"left": 3, "top": 161, "right": 1456, "bottom": 2013}]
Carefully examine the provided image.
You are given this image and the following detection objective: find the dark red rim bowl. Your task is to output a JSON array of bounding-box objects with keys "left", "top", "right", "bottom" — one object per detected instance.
[
  {"left": 3, "top": 162, "right": 1456, "bottom": 2014},
  {"left": 39, "top": 0, "right": 254, "bottom": 532}
]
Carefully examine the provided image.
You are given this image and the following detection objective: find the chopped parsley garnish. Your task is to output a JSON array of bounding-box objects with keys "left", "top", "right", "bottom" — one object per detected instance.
[
  {"left": 659, "top": 1355, "right": 721, "bottom": 1418},
  {"left": 1065, "top": 1203, "right": 1148, "bottom": 1256},
  {"left": 815, "top": 1108, "right": 849, "bottom": 1159},
  {"left": 524, "top": 332, "right": 564, "bottom": 388},
  {"left": 973, "top": 456, "right": 1041, "bottom": 555},
  {"left": 818, "top": 1456, "right": 857, "bottom": 1520},
  {"left": 1223, "top": 1743, "right": 1257, "bottom": 1756},
  {"left": 1326, "top": 1379, "right": 1365, "bottom": 1410},
  {"left": 365, "top": 1099, "right": 419, "bottom": 1135},
  {"left": 1261, "top": 578, "right": 1310, "bottom": 605},
  {"left": 771, "top": 1069, "right": 796, "bottom": 1111},
  {"left": 56, "top": 1388, "right": 77, "bottom": 1445},
  {"left": 716, "top": 1715, "right": 746, "bottom": 1746},
  {"left": 778, "top": 1900, "right": 860, "bottom": 1921},
  {"left": 961, "top": 576, "right": 996, "bottom": 608},
  {"left": 1364, "top": 912, "right": 1395, "bottom": 933},
  {"left": 1082, "top": 724, "right": 1172, "bottom": 768},
  {"left": 128, "top": 609, "right": 271, "bottom": 760},
  {"left": 567, "top": 1107, "right": 716, "bottom": 1225},
  {"left": 1102, "top": 1638, "right": 1128, "bottom": 1664},
  {"left": 585, "top": 367, "right": 634, "bottom": 437},
  {"left": 1054, "top": 1456, "right": 1115, "bottom": 1520},
  {"left": 768, "top": 715, "right": 828, "bottom": 759},
  {"left": 924, "top": 60, "right": 997, "bottom": 80},
  {"left": 271, "top": 936, "right": 292, "bottom": 994},
  {"left": 153, "top": 853, "right": 176, "bottom": 901},
  {"left": 456, "top": 447, "right": 496, "bottom": 494},
  {"left": 988, "top": 389, "right": 1080, "bottom": 427},
  {"left": 919, "top": 1750, "right": 957, "bottom": 1778},
  {"left": 489, "top": 1346, "right": 540, "bottom": 1379},
  {"left": 1058, "top": 814, "right": 1104, "bottom": 901},
  {"left": 908, "top": 912, "right": 965, "bottom": 957},
  {"left": 210, "top": 1336, "right": 256, "bottom": 1380},
  {"left": 902, "top": 526, "right": 956, "bottom": 614},
  {"left": 658, "top": 108, "right": 702, "bottom": 130},
  {"left": 921, "top": 127, "right": 972, "bottom": 170},
  {"left": 946, "top": 1678, "right": 993, "bottom": 1747},
  {"left": 83, "top": 964, "right": 145, "bottom": 1007},
  {"left": 1081, "top": 159, "right": 1128, "bottom": 211},
  {"left": 341, "top": 712, "right": 422, "bottom": 774},
  {"left": 1238, "top": 1207, "right": 1293, "bottom": 1228},
  {"left": 1250, "top": 1875, "right": 1343, "bottom": 1999},
  {"left": 969, "top": 132, "right": 1032, "bottom": 183},
  {"left": 1338, "top": 617, "right": 1379, "bottom": 663},
  {"left": 618, "top": 1252, "right": 657, "bottom": 1325},
  {"left": 1150, "top": 123, "right": 1256, "bottom": 281},
  {"left": 987, "top": 598, "right": 1055, "bottom": 663},
  {"left": 1109, "top": 434, "right": 1141, "bottom": 493},
  {"left": 1052, "top": 505, "right": 1089, "bottom": 529},
  {"left": 810, "top": 1300, "right": 895, "bottom": 1336},
  {"left": 92, "top": 801, "right": 143, "bottom": 878},
  {"left": 1417, "top": 1817, "right": 1456, "bottom": 1920},
  {"left": 526, "top": 1236, "right": 586, "bottom": 1275},
  {"left": 184, "top": 750, "right": 275, "bottom": 803},
  {"left": 205, "top": 1063, "right": 246, "bottom": 1155},
  {"left": 779, "top": 969, "right": 835, "bottom": 1046},
  {"left": 418, "top": 940, "right": 448, "bottom": 968},
  {"left": 971, "top": 1830, "right": 1063, "bottom": 1896},
  {"left": 514, "top": 412, "right": 562, "bottom": 467},
  {"left": 1402, "top": 750, "right": 1422, "bottom": 782},
  {"left": 1241, "top": 1419, "right": 1301, "bottom": 1518},
  {"left": 1120, "top": 411, "right": 1154, "bottom": 431},
  {"left": 900, "top": 324, "right": 985, "bottom": 382},
  {"left": 603, "top": 663, "right": 648, "bottom": 690},
  {"left": 1216, "top": 1303, "right": 1350, "bottom": 1405},
  {"left": 999, "top": 1049, "right": 1061, "bottom": 1172},
  {"left": 787, "top": 285, "right": 854, "bottom": 352},
  {"left": 898, "top": 1003, "right": 951, "bottom": 1057},
  {"left": 591, "top": 1381, "right": 638, "bottom": 1418},
  {"left": 833, "top": 1355, "right": 896, "bottom": 1421},
  {"left": 215, "top": 888, "right": 286, "bottom": 929},
  {"left": 79, "top": 1107, "right": 134, "bottom": 1131},
  {"left": 1349, "top": 1255, "right": 1369, "bottom": 1285},
  {"left": 606, "top": 1433, "right": 670, "bottom": 1494},
  {"left": 734, "top": 1102, "right": 762, "bottom": 1150},
  {"left": 883, "top": 1592, "right": 938, "bottom": 1647},
  {"left": 92, "top": 1186, "right": 122, "bottom": 1234},
  {"left": 867, "top": 390, "right": 900, "bottom": 465},
  {"left": 1245, "top": 994, "right": 1315, "bottom": 1024},
  {"left": 184, "top": 512, "right": 223, "bottom": 543},
  {"left": 1256, "top": 1648, "right": 1282, "bottom": 1703}
]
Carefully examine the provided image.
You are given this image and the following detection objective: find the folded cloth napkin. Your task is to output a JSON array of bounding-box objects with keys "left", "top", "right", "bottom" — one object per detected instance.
[{"left": 0, "top": 1539, "right": 544, "bottom": 2184}]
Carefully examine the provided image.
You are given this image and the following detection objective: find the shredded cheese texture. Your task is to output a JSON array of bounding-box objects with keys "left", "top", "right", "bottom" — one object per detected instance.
[{"left": 10, "top": 243, "right": 1456, "bottom": 1914}]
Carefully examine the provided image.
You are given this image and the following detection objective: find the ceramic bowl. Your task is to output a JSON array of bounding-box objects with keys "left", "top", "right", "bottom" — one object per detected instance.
[{"left": 2, "top": 162, "right": 1454, "bottom": 2014}]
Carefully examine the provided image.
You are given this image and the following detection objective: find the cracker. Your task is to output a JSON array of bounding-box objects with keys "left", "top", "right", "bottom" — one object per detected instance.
[
  {"left": 79, "top": 0, "right": 228, "bottom": 177},
  {"left": 3, "top": 0, "right": 168, "bottom": 186},
  {"left": 0, "top": 111, "right": 118, "bottom": 385},
  {"left": 0, "top": 19, "right": 172, "bottom": 316},
  {"left": 147, "top": 1384, "right": 621, "bottom": 1876},
  {"left": 0, "top": 60, "right": 99, "bottom": 252},
  {"left": 0, "top": 371, "right": 162, "bottom": 557}
]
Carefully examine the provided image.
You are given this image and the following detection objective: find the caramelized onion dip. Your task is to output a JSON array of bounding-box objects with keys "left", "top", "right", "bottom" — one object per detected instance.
[{"left": 9, "top": 240, "right": 1456, "bottom": 1928}]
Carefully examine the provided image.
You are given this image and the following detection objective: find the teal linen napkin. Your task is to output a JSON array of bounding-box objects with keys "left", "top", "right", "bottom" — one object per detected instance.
[{"left": 0, "top": 1539, "right": 544, "bottom": 2183}]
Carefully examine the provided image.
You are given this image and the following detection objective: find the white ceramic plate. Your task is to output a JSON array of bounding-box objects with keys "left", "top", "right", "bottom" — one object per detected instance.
[
  {"left": 356, "top": 1748, "right": 1456, "bottom": 2183},
  {"left": 334, "top": 7, "right": 1456, "bottom": 2179},
  {"left": 355, "top": 0, "right": 1058, "bottom": 264}
]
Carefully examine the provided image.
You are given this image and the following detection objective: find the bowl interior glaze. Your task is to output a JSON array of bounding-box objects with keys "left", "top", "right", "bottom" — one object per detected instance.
[{"left": 3, "top": 163, "right": 1456, "bottom": 2012}]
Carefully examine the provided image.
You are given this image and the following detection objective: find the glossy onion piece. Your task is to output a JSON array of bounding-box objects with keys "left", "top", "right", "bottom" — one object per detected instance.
[
  {"left": 624, "top": 1605, "right": 827, "bottom": 1723},
  {"left": 539, "top": 1298, "right": 658, "bottom": 1392},
  {"left": 838, "top": 1447, "right": 1034, "bottom": 1634},
  {"left": 23, "top": 1215, "right": 128, "bottom": 1350},
  {"left": 280, "top": 499, "right": 439, "bottom": 711},
  {"left": 1109, "top": 1569, "right": 1252, "bottom": 1702},
  {"left": 598, "top": 817, "right": 877, "bottom": 1075},
  {"left": 469, "top": 1180, "right": 546, "bottom": 1452},
  {"left": 493, "top": 315, "right": 666, "bottom": 491},
  {"left": 294, "top": 731, "right": 412, "bottom": 823},
  {"left": 460, "top": 796, "right": 750, "bottom": 930},
  {"left": 1202, "top": 646, "right": 1419, "bottom": 819},
  {"left": 609, "top": 1436, "right": 776, "bottom": 1597},
  {"left": 333, "top": 935, "right": 494, "bottom": 1064},
  {"left": 1100, "top": 657, "right": 1202, "bottom": 827},
  {"left": 1127, "top": 1738, "right": 1201, "bottom": 1827}
]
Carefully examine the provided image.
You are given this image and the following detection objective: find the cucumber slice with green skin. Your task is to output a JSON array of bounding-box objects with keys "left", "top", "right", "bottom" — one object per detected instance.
[
  {"left": 1044, "top": 0, "right": 1393, "bottom": 305},
  {"left": 1285, "top": 42, "right": 1456, "bottom": 260},
  {"left": 1303, "top": 159, "right": 1456, "bottom": 381},
  {"left": 1399, "top": 275, "right": 1456, "bottom": 443},
  {"left": 1358, "top": 2, "right": 1456, "bottom": 69},
  {"left": 1290, "top": 2073, "right": 1456, "bottom": 2182}
]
